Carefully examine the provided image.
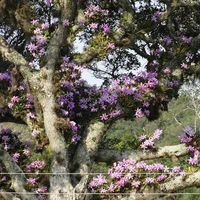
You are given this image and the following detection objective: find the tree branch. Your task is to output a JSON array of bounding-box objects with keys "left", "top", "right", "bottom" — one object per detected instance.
[
  {"left": 74, "top": 121, "right": 109, "bottom": 168},
  {"left": 0, "top": 190, "right": 21, "bottom": 200},
  {"left": 0, "top": 122, "right": 35, "bottom": 144},
  {"left": 175, "top": 0, "right": 200, "bottom": 7},
  {"left": 0, "top": 37, "right": 33, "bottom": 80},
  {"left": 0, "top": 37, "right": 27, "bottom": 67},
  {"left": 96, "top": 144, "right": 187, "bottom": 162},
  {"left": 45, "top": 0, "right": 77, "bottom": 76},
  {"left": 73, "top": 121, "right": 110, "bottom": 193},
  {"left": 160, "top": 170, "right": 200, "bottom": 192},
  {"left": 0, "top": 146, "right": 37, "bottom": 200}
]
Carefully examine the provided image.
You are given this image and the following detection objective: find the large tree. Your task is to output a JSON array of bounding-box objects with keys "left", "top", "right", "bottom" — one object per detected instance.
[{"left": 0, "top": 0, "right": 200, "bottom": 200}]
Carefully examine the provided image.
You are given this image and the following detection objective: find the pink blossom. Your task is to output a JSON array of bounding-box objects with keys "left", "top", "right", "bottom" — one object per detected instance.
[
  {"left": 89, "top": 23, "right": 98, "bottom": 29},
  {"left": 187, "top": 145, "right": 196, "bottom": 152},
  {"left": 181, "top": 63, "right": 188, "bottom": 69},
  {"left": 157, "top": 174, "right": 167, "bottom": 182},
  {"left": 27, "top": 43, "right": 38, "bottom": 52},
  {"left": 41, "top": 22, "right": 49, "bottom": 30},
  {"left": 23, "top": 149, "right": 32, "bottom": 156},
  {"left": 152, "top": 129, "right": 162, "bottom": 140},
  {"left": 33, "top": 28, "right": 42, "bottom": 35},
  {"left": 110, "top": 109, "right": 121, "bottom": 118},
  {"left": 132, "top": 180, "right": 140, "bottom": 188},
  {"left": 31, "top": 19, "right": 39, "bottom": 26},
  {"left": 8, "top": 102, "right": 14, "bottom": 109},
  {"left": 12, "top": 153, "right": 20, "bottom": 163},
  {"left": 32, "top": 129, "right": 39, "bottom": 137},
  {"left": 145, "top": 177, "right": 154, "bottom": 184},
  {"left": 188, "top": 157, "right": 198, "bottom": 165},
  {"left": 163, "top": 67, "right": 171, "bottom": 73},
  {"left": 101, "top": 23, "right": 110, "bottom": 33},
  {"left": 139, "top": 134, "right": 147, "bottom": 141},
  {"left": 27, "top": 112, "right": 36, "bottom": 119},
  {"left": 135, "top": 108, "right": 144, "bottom": 118},
  {"left": 35, "top": 186, "right": 47, "bottom": 193},
  {"left": 27, "top": 177, "right": 38, "bottom": 186},
  {"left": 107, "top": 43, "right": 115, "bottom": 49},
  {"left": 26, "top": 160, "right": 45, "bottom": 172},
  {"left": 171, "top": 166, "right": 181, "bottom": 173},
  {"left": 63, "top": 19, "right": 70, "bottom": 27},
  {"left": 100, "top": 113, "right": 109, "bottom": 121},
  {"left": 107, "top": 183, "right": 115, "bottom": 192}
]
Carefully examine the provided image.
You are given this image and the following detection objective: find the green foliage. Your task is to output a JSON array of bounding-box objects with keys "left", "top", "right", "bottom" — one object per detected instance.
[
  {"left": 102, "top": 119, "right": 141, "bottom": 150},
  {"left": 29, "top": 146, "right": 52, "bottom": 171},
  {"left": 103, "top": 93, "right": 200, "bottom": 151}
]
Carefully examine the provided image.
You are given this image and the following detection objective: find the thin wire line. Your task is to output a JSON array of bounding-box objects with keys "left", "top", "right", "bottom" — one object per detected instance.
[
  {"left": 0, "top": 172, "right": 195, "bottom": 175},
  {"left": 0, "top": 192, "right": 200, "bottom": 195}
]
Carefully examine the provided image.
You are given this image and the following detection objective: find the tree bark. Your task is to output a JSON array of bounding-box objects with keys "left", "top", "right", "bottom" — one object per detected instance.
[{"left": 96, "top": 144, "right": 187, "bottom": 162}]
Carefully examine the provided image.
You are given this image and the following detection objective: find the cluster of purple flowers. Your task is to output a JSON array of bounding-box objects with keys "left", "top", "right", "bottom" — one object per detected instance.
[
  {"left": 84, "top": 5, "right": 109, "bottom": 18},
  {"left": 152, "top": 11, "right": 162, "bottom": 22},
  {"left": 57, "top": 79, "right": 99, "bottom": 142},
  {"left": 26, "top": 160, "right": 45, "bottom": 172},
  {"left": 12, "top": 152, "right": 20, "bottom": 163},
  {"left": 57, "top": 70, "right": 162, "bottom": 142},
  {"left": 44, "top": 0, "right": 53, "bottom": 7},
  {"left": 139, "top": 129, "right": 163, "bottom": 150},
  {"left": 179, "top": 126, "right": 199, "bottom": 165},
  {"left": 7, "top": 92, "right": 35, "bottom": 122},
  {"left": 89, "top": 127, "right": 199, "bottom": 193},
  {"left": 27, "top": 20, "right": 49, "bottom": 69},
  {"left": 27, "top": 177, "right": 38, "bottom": 186},
  {"left": 35, "top": 186, "right": 47, "bottom": 193},
  {"left": 83, "top": 5, "right": 115, "bottom": 50},
  {"left": 88, "top": 22, "right": 111, "bottom": 33},
  {"left": 0, "top": 128, "right": 21, "bottom": 151},
  {"left": 7, "top": 96, "right": 19, "bottom": 109},
  {"left": 0, "top": 128, "right": 33, "bottom": 175},
  {"left": 89, "top": 158, "right": 184, "bottom": 193},
  {"left": 99, "top": 71, "right": 159, "bottom": 121},
  {"left": 0, "top": 72, "right": 11, "bottom": 82}
]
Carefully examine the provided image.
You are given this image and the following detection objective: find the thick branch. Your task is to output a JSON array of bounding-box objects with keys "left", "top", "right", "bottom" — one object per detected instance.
[
  {"left": 0, "top": 190, "right": 21, "bottom": 200},
  {"left": 0, "top": 37, "right": 27, "bottom": 67},
  {"left": 191, "top": 34, "right": 200, "bottom": 49},
  {"left": 74, "top": 121, "right": 109, "bottom": 193},
  {"left": 160, "top": 170, "right": 200, "bottom": 192},
  {"left": 0, "top": 122, "right": 34, "bottom": 143},
  {"left": 96, "top": 144, "right": 187, "bottom": 162},
  {"left": 0, "top": 37, "right": 33, "bottom": 80},
  {"left": 44, "top": 25, "right": 65, "bottom": 75},
  {"left": 0, "top": 122, "right": 28, "bottom": 133},
  {"left": 45, "top": 0, "right": 77, "bottom": 75},
  {"left": 74, "top": 49, "right": 99, "bottom": 65},
  {"left": 0, "top": 146, "right": 37, "bottom": 200},
  {"left": 175, "top": 0, "right": 200, "bottom": 7},
  {"left": 74, "top": 121, "right": 109, "bottom": 167}
]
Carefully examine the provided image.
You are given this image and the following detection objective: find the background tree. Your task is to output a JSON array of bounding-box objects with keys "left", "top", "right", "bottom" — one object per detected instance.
[{"left": 0, "top": 0, "right": 200, "bottom": 200}]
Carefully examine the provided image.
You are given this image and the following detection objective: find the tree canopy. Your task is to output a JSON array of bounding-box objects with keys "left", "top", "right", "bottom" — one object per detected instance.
[{"left": 0, "top": 0, "right": 200, "bottom": 200}]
